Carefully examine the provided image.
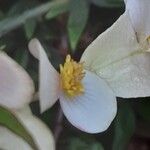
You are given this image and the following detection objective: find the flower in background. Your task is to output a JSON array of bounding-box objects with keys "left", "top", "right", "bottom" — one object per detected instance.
[
  {"left": 124, "top": 0, "right": 150, "bottom": 44},
  {"left": 0, "top": 52, "right": 34, "bottom": 109},
  {"left": 0, "top": 52, "right": 55, "bottom": 150},
  {"left": 28, "top": 0, "right": 150, "bottom": 134},
  {"left": 0, "top": 107, "right": 55, "bottom": 150}
]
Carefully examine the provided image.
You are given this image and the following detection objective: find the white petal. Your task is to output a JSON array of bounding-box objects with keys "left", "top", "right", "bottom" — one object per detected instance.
[
  {"left": 28, "top": 39, "right": 60, "bottom": 112},
  {"left": 0, "top": 126, "right": 33, "bottom": 150},
  {"left": 0, "top": 52, "right": 34, "bottom": 109},
  {"left": 60, "top": 70, "right": 116, "bottom": 133},
  {"left": 125, "top": 0, "right": 150, "bottom": 42},
  {"left": 81, "top": 12, "right": 150, "bottom": 98},
  {"left": 16, "top": 108, "right": 55, "bottom": 150},
  {"left": 0, "top": 108, "right": 55, "bottom": 150}
]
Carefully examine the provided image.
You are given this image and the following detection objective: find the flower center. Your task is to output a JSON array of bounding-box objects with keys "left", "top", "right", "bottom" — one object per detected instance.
[
  {"left": 60, "top": 55, "right": 85, "bottom": 97},
  {"left": 144, "top": 36, "right": 150, "bottom": 52},
  {"left": 147, "top": 36, "right": 150, "bottom": 43}
]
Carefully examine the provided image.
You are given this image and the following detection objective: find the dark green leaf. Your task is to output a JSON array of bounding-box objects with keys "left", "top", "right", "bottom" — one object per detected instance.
[
  {"left": 68, "top": 0, "right": 89, "bottom": 51},
  {"left": 24, "top": 19, "right": 36, "bottom": 39},
  {"left": 0, "top": 106, "right": 38, "bottom": 150},
  {"left": 138, "top": 99, "right": 150, "bottom": 122},
  {"left": 68, "top": 137, "right": 104, "bottom": 150},
  {"left": 0, "top": 45, "right": 6, "bottom": 50},
  {"left": 14, "top": 49, "right": 29, "bottom": 68},
  {"left": 69, "top": 138, "right": 87, "bottom": 150},
  {"left": 46, "top": 0, "right": 69, "bottom": 19},
  {"left": 112, "top": 104, "right": 135, "bottom": 150},
  {"left": 7, "top": 1, "right": 38, "bottom": 17},
  {"left": 0, "top": 11, "right": 4, "bottom": 20},
  {"left": 91, "top": 0, "right": 124, "bottom": 8},
  {"left": 90, "top": 143, "right": 104, "bottom": 150}
]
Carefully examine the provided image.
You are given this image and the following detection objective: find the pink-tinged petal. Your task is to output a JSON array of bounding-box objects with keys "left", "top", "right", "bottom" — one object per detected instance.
[
  {"left": 0, "top": 107, "right": 55, "bottom": 150},
  {"left": 28, "top": 39, "right": 60, "bottom": 112},
  {"left": 125, "top": 0, "right": 150, "bottom": 42},
  {"left": 60, "top": 70, "right": 116, "bottom": 133},
  {"left": 81, "top": 12, "right": 150, "bottom": 98},
  {"left": 0, "top": 127, "right": 33, "bottom": 150},
  {"left": 0, "top": 52, "right": 34, "bottom": 109}
]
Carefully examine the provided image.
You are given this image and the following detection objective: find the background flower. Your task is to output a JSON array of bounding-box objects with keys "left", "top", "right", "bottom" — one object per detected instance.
[
  {"left": 124, "top": 0, "right": 150, "bottom": 43},
  {"left": 0, "top": 107, "right": 55, "bottom": 150},
  {"left": 0, "top": 52, "right": 34, "bottom": 109}
]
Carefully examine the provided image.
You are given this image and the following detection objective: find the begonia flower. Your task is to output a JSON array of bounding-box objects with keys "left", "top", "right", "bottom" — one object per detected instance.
[{"left": 28, "top": 39, "right": 116, "bottom": 134}]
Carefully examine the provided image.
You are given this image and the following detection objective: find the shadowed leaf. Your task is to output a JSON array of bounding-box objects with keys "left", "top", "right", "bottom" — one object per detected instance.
[
  {"left": 68, "top": 0, "right": 89, "bottom": 51},
  {"left": 0, "top": 0, "right": 68, "bottom": 37},
  {"left": 46, "top": 0, "right": 69, "bottom": 19},
  {"left": 112, "top": 104, "right": 135, "bottom": 150}
]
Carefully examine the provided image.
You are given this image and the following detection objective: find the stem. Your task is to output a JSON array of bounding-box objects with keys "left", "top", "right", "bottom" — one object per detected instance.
[{"left": 54, "top": 107, "right": 63, "bottom": 143}]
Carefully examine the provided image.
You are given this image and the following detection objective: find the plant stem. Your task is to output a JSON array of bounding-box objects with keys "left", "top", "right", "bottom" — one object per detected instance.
[{"left": 54, "top": 107, "right": 63, "bottom": 143}]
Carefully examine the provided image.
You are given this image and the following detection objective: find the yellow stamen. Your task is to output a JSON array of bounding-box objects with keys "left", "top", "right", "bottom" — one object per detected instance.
[
  {"left": 60, "top": 55, "right": 85, "bottom": 97},
  {"left": 146, "top": 36, "right": 150, "bottom": 43},
  {"left": 145, "top": 36, "right": 150, "bottom": 52}
]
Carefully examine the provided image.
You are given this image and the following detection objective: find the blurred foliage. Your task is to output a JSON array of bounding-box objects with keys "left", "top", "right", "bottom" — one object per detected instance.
[
  {"left": 68, "top": 137, "right": 104, "bottom": 150},
  {"left": 0, "top": 0, "right": 124, "bottom": 51},
  {"left": 68, "top": 0, "right": 89, "bottom": 50},
  {"left": 0, "top": 0, "right": 150, "bottom": 150},
  {"left": 112, "top": 103, "right": 135, "bottom": 150},
  {"left": 92, "top": 0, "right": 123, "bottom": 7},
  {"left": 137, "top": 99, "right": 150, "bottom": 122},
  {"left": 0, "top": 106, "right": 38, "bottom": 149}
]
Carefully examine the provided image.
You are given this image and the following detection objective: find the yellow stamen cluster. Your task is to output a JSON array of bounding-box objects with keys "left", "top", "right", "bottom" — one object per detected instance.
[
  {"left": 60, "top": 55, "right": 85, "bottom": 97},
  {"left": 147, "top": 36, "right": 150, "bottom": 43},
  {"left": 145, "top": 36, "right": 150, "bottom": 52}
]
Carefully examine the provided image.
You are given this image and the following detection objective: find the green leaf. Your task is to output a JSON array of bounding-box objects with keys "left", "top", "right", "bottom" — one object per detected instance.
[
  {"left": 68, "top": 137, "right": 104, "bottom": 150},
  {"left": 137, "top": 99, "right": 150, "bottom": 122},
  {"left": 112, "top": 104, "right": 135, "bottom": 150},
  {"left": 91, "top": 0, "right": 124, "bottom": 8},
  {"left": 0, "top": 106, "right": 38, "bottom": 150},
  {"left": 24, "top": 19, "right": 36, "bottom": 39},
  {"left": 0, "top": 0, "right": 68, "bottom": 37},
  {"left": 14, "top": 49, "right": 29, "bottom": 68},
  {"left": 0, "top": 45, "right": 6, "bottom": 50},
  {"left": 90, "top": 143, "right": 104, "bottom": 150},
  {"left": 68, "top": 0, "right": 89, "bottom": 51},
  {"left": 0, "top": 11, "right": 4, "bottom": 20},
  {"left": 69, "top": 138, "right": 87, "bottom": 150},
  {"left": 46, "top": 0, "right": 69, "bottom": 19},
  {"left": 7, "top": 0, "right": 38, "bottom": 16}
]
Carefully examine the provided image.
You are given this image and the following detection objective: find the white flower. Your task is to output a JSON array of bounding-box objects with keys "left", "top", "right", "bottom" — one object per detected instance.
[
  {"left": 82, "top": 0, "right": 150, "bottom": 98},
  {"left": 124, "top": 0, "right": 150, "bottom": 43},
  {"left": 0, "top": 52, "right": 34, "bottom": 109},
  {"left": 28, "top": 0, "right": 150, "bottom": 134},
  {"left": 28, "top": 39, "right": 117, "bottom": 134},
  {"left": 0, "top": 107, "right": 55, "bottom": 150}
]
